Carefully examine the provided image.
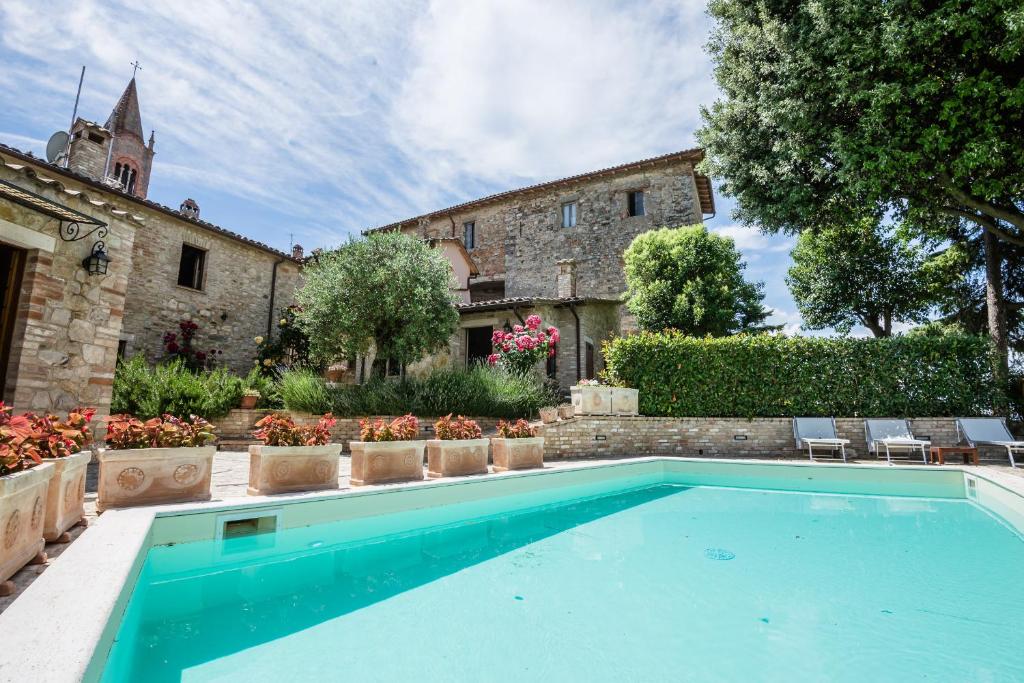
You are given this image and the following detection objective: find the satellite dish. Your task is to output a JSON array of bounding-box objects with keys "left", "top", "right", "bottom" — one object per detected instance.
[{"left": 45, "top": 131, "right": 69, "bottom": 163}]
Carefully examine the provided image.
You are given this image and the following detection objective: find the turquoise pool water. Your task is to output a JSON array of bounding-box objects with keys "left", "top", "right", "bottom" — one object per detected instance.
[{"left": 103, "top": 484, "right": 1024, "bottom": 681}]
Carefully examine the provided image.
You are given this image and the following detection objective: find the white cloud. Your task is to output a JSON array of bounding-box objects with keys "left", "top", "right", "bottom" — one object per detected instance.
[
  {"left": 712, "top": 224, "right": 794, "bottom": 254},
  {"left": 0, "top": 1, "right": 718, "bottom": 249}
]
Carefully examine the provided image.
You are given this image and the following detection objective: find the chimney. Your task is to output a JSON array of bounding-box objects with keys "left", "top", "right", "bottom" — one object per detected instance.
[
  {"left": 179, "top": 198, "right": 200, "bottom": 220},
  {"left": 556, "top": 258, "right": 577, "bottom": 298},
  {"left": 291, "top": 243, "right": 305, "bottom": 260}
]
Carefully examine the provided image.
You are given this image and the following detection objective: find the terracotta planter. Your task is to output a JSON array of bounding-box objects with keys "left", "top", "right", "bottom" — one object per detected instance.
[
  {"left": 97, "top": 446, "right": 216, "bottom": 512},
  {"left": 539, "top": 407, "right": 558, "bottom": 424},
  {"left": 0, "top": 462, "right": 54, "bottom": 593},
  {"left": 247, "top": 444, "right": 340, "bottom": 495},
  {"left": 240, "top": 394, "right": 259, "bottom": 409},
  {"left": 426, "top": 439, "right": 490, "bottom": 479},
  {"left": 610, "top": 387, "right": 639, "bottom": 416},
  {"left": 41, "top": 450, "right": 90, "bottom": 542},
  {"left": 558, "top": 404, "right": 574, "bottom": 420},
  {"left": 491, "top": 437, "right": 545, "bottom": 472},
  {"left": 571, "top": 385, "right": 613, "bottom": 415},
  {"left": 349, "top": 440, "right": 426, "bottom": 486}
]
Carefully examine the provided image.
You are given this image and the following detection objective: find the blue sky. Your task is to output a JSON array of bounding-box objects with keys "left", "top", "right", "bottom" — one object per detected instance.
[{"left": 0, "top": 0, "right": 801, "bottom": 333}]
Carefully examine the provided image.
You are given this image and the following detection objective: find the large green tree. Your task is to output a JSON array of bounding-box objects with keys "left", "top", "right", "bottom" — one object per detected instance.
[
  {"left": 697, "top": 0, "right": 1024, "bottom": 368},
  {"left": 295, "top": 232, "right": 458, "bottom": 367},
  {"left": 786, "top": 219, "right": 962, "bottom": 336},
  {"left": 623, "top": 225, "right": 774, "bottom": 336}
]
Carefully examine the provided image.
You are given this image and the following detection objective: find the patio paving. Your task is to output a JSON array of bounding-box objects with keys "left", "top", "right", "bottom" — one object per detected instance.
[{"left": 1, "top": 451, "right": 1021, "bottom": 614}]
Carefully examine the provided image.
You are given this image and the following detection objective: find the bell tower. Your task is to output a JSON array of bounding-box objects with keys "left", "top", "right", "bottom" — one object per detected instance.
[{"left": 67, "top": 77, "right": 155, "bottom": 199}]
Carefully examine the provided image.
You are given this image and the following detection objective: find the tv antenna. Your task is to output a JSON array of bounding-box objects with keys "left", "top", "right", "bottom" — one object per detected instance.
[{"left": 46, "top": 66, "right": 85, "bottom": 166}]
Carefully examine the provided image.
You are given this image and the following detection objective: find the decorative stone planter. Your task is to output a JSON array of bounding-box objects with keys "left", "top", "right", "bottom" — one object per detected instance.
[
  {"left": 349, "top": 441, "right": 426, "bottom": 486},
  {"left": 571, "top": 385, "right": 613, "bottom": 415},
  {"left": 491, "top": 437, "right": 545, "bottom": 472},
  {"left": 96, "top": 446, "right": 216, "bottom": 512},
  {"left": 610, "top": 387, "right": 640, "bottom": 416},
  {"left": 558, "top": 404, "right": 574, "bottom": 420},
  {"left": 539, "top": 407, "right": 558, "bottom": 424},
  {"left": 247, "top": 444, "right": 341, "bottom": 495},
  {"left": 426, "top": 439, "right": 490, "bottom": 479},
  {"left": 41, "top": 450, "right": 91, "bottom": 542},
  {"left": 0, "top": 462, "right": 54, "bottom": 595}
]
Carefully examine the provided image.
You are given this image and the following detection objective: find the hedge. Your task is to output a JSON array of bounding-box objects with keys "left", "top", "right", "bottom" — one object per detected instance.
[{"left": 603, "top": 332, "right": 1001, "bottom": 418}]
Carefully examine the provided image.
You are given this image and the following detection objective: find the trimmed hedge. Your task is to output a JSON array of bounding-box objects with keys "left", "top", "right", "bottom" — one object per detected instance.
[{"left": 603, "top": 332, "right": 1001, "bottom": 417}]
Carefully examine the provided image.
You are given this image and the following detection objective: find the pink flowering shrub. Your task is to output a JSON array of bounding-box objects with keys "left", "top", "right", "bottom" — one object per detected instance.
[{"left": 488, "top": 314, "right": 559, "bottom": 376}]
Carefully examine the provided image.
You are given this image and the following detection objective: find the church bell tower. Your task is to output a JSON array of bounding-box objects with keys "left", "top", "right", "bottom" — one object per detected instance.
[{"left": 66, "top": 77, "right": 155, "bottom": 199}]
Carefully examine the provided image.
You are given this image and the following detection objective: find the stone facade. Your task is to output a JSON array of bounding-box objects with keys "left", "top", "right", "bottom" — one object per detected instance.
[
  {"left": 0, "top": 159, "right": 137, "bottom": 415},
  {"left": 537, "top": 416, "right": 1014, "bottom": 463},
  {"left": 119, "top": 210, "right": 302, "bottom": 374}
]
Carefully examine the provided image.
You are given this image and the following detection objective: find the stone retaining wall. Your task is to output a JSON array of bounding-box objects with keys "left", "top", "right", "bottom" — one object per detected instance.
[{"left": 536, "top": 416, "right": 1013, "bottom": 463}]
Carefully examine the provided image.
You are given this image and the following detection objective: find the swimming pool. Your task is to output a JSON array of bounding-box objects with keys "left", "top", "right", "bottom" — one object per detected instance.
[
  {"left": 3, "top": 458, "right": 1023, "bottom": 681},
  {"left": 98, "top": 462, "right": 1023, "bottom": 681}
]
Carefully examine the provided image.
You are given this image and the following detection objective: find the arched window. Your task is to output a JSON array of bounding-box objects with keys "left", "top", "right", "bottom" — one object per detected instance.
[
  {"left": 114, "top": 162, "right": 122, "bottom": 179},
  {"left": 127, "top": 168, "right": 137, "bottom": 195}
]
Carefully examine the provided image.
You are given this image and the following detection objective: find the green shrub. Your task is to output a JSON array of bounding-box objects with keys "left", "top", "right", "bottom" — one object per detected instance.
[
  {"left": 278, "top": 366, "right": 555, "bottom": 418},
  {"left": 111, "top": 355, "right": 244, "bottom": 419},
  {"left": 242, "top": 368, "right": 284, "bottom": 409},
  {"left": 603, "top": 332, "right": 1001, "bottom": 417}
]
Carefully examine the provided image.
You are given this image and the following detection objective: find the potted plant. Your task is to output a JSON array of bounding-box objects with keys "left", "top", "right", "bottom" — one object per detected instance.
[
  {"left": 490, "top": 419, "right": 545, "bottom": 472},
  {"left": 426, "top": 415, "right": 489, "bottom": 479},
  {"left": 0, "top": 402, "right": 55, "bottom": 595},
  {"left": 248, "top": 413, "right": 340, "bottom": 495},
  {"left": 558, "top": 403, "right": 574, "bottom": 420},
  {"left": 539, "top": 406, "right": 558, "bottom": 424},
  {"left": 33, "top": 407, "right": 95, "bottom": 542},
  {"left": 349, "top": 415, "right": 425, "bottom": 486},
  {"left": 571, "top": 378, "right": 613, "bottom": 415},
  {"left": 97, "top": 414, "right": 216, "bottom": 512},
  {"left": 240, "top": 388, "right": 261, "bottom": 410}
]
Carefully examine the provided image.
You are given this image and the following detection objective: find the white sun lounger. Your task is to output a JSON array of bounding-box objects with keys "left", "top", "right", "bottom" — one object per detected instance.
[
  {"left": 956, "top": 417, "right": 1024, "bottom": 468},
  {"left": 793, "top": 417, "right": 850, "bottom": 462},
  {"left": 864, "top": 419, "right": 930, "bottom": 465}
]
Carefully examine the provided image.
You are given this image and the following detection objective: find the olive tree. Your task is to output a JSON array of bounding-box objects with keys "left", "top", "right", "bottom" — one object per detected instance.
[{"left": 295, "top": 232, "right": 459, "bottom": 367}]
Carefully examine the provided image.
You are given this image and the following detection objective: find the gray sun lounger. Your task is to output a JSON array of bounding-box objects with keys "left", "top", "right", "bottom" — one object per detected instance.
[
  {"left": 864, "top": 419, "right": 930, "bottom": 465},
  {"left": 793, "top": 417, "right": 850, "bottom": 462},
  {"left": 956, "top": 417, "right": 1024, "bottom": 468}
]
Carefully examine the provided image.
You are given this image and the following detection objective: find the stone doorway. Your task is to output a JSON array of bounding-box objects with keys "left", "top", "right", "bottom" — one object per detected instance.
[
  {"left": 466, "top": 325, "right": 493, "bottom": 367},
  {"left": 0, "top": 243, "right": 25, "bottom": 397}
]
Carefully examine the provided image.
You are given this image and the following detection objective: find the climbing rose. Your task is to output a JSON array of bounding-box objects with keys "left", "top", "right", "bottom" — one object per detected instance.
[
  {"left": 487, "top": 353, "right": 500, "bottom": 366},
  {"left": 525, "top": 314, "right": 541, "bottom": 330}
]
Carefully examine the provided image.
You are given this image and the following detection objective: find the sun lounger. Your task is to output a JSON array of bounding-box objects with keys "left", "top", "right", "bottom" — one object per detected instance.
[
  {"left": 793, "top": 417, "right": 850, "bottom": 462},
  {"left": 864, "top": 419, "right": 929, "bottom": 465},
  {"left": 956, "top": 417, "right": 1024, "bottom": 468}
]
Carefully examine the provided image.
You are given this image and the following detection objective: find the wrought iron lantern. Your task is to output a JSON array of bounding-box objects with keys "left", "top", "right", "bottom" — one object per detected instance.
[{"left": 82, "top": 242, "right": 110, "bottom": 276}]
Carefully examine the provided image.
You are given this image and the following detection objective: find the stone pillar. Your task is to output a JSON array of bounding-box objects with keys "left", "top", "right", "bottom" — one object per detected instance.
[{"left": 556, "top": 259, "right": 577, "bottom": 298}]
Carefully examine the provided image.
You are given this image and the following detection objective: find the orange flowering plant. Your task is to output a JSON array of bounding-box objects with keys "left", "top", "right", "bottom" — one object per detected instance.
[
  {"left": 359, "top": 414, "right": 419, "bottom": 442},
  {"left": 253, "top": 413, "right": 336, "bottom": 447}
]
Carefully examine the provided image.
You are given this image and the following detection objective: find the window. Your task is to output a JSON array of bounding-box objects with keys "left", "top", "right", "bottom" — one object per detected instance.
[
  {"left": 127, "top": 168, "right": 137, "bottom": 195},
  {"left": 561, "top": 201, "right": 577, "bottom": 228},
  {"left": 627, "top": 191, "right": 645, "bottom": 217},
  {"left": 177, "top": 244, "right": 206, "bottom": 290},
  {"left": 464, "top": 221, "right": 476, "bottom": 250},
  {"left": 585, "top": 341, "right": 595, "bottom": 379},
  {"left": 546, "top": 342, "right": 557, "bottom": 378},
  {"left": 87, "top": 132, "right": 104, "bottom": 144}
]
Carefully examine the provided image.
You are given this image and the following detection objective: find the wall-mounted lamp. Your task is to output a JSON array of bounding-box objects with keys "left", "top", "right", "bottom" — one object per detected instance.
[
  {"left": 82, "top": 242, "right": 109, "bottom": 276},
  {"left": 503, "top": 319, "right": 513, "bottom": 333}
]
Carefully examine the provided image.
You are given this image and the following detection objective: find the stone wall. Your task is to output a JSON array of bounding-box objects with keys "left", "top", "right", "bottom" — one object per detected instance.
[
  {"left": 400, "top": 157, "right": 703, "bottom": 301},
  {"left": 215, "top": 409, "right": 501, "bottom": 451},
  {"left": 0, "top": 163, "right": 136, "bottom": 415},
  {"left": 536, "top": 416, "right": 1013, "bottom": 463},
  {"left": 120, "top": 211, "right": 302, "bottom": 374}
]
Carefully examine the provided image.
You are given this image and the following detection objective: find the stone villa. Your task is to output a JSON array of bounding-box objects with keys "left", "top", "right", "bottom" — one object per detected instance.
[
  {"left": 0, "top": 78, "right": 302, "bottom": 415},
  {"left": 367, "top": 150, "right": 715, "bottom": 388}
]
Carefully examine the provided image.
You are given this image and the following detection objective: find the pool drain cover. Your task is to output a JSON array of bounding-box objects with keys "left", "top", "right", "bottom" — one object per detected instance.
[{"left": 704, "top": 548, "right": 735, "bottom": 561}]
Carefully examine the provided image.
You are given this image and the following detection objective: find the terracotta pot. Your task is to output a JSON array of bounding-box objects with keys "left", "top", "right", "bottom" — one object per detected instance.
[
  {"left": 41, "top": 450, "right": 90, "bottom": 542},
  {"left": 558, "top": 404, "right": 574, "bottom": 420},
  {"left": 539, "top": 407, "right": 558, "bottom": 424},
  {"left": 490, "top": 437, "right": 545, "bottom": 472},
  {"left": 610, "top": 387, "right": 640, "bottom": 416},
  {"left": 240, "top": 394, "right": 259, "bottom": 409},
  {"left": 571, "top": 385, "right": 613, "bottom": 415},
  {"left": 247, "top": 444, "right": 340, "bottom": 495},
  {"left": 349, "top": 440, "right": 426, "bottom": 486},
  {"left": 96, "top": 446, "right": 216, "bottom": 512},
  {"left": 426, "top": 439, "right": 490, "bottom": 479},
  {"left": 0, "top": 462, "right": 54, "bottom": 591}
]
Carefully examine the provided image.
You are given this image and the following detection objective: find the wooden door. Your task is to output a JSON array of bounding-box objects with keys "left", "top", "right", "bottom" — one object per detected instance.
[{"left": 0, "top": 245, "right": 25, "bottom": 396}]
